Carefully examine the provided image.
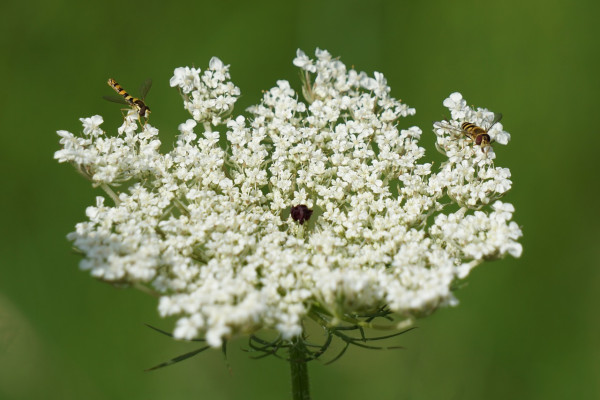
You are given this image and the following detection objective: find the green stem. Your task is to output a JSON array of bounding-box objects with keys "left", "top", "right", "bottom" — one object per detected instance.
[{"left": 289, "top": 339, "right": 311, "bottom": 400}]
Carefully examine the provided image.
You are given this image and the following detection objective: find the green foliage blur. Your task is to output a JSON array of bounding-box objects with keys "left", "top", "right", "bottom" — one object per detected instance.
[{"left": 1, "top": 0, "right": 598, "bottom": 399}]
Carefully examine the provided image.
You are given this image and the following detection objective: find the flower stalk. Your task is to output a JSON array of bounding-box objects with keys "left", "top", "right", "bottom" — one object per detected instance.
[{"left": 289, "top": 339, "right": 311, "bottom": 400}]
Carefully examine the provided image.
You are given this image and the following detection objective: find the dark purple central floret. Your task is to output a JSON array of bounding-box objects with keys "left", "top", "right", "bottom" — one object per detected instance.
[{"left": 290, "top": 205, "right": 313, "bottom": 225}]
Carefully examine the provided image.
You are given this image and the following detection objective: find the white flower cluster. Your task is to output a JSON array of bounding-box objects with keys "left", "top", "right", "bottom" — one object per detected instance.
[
  {"left": 433, "top": 92, "right": 513, "bottom": 208},
  {"left": 170, "top": 57, "right": 240, "bottom": 125},
  {"left": 55, "top": 49, "right": 522, "bottom": 347}
]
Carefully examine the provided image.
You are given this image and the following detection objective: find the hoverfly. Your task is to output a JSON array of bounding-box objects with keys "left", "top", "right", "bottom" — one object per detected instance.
[
  {"left": 104, "top": 78, "right": 152, "bottom": 119},
  {"left": 434, "top": 112, "right": 502, "bottom": 152}
]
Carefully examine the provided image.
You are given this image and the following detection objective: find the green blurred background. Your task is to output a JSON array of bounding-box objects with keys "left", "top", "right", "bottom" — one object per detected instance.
[{"left": 1, "top": 0, "right": 598, "bottom": 398}]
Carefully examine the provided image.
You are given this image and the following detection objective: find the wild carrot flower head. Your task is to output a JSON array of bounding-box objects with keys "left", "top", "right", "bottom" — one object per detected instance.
[{"left": 55, "top": 49, "right": 522, "bottom": 347}]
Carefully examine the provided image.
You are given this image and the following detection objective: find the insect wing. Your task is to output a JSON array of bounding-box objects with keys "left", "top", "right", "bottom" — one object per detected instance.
[
  {"left": 103, "top": 95, "right": 130, "bottom": 105},
  {"left": 434, "top": 121, "right": 466, "bottom": 135},
  {"left": 486, "top": 112, "right": 503, "bottom": 130},
  {"left": 139, "top": 79, "right": 152, "bottom": 100}
]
